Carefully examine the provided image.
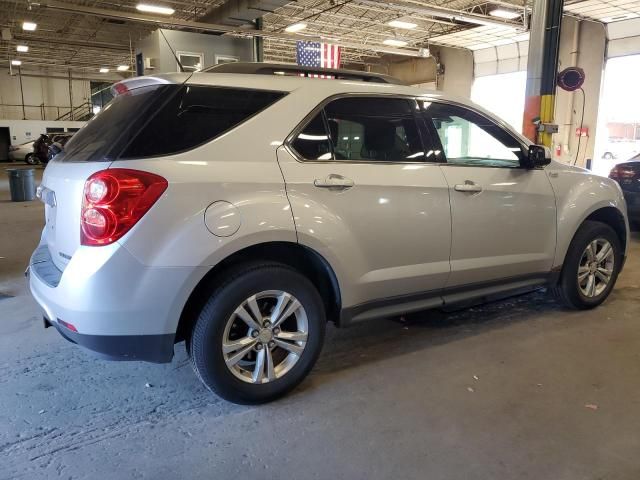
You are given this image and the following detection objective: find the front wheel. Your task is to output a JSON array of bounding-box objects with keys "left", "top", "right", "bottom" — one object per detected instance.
[
  {"left": 553, "top": 220, "right": 622, "bottom": 309},
  {"left": 25, "top": 153, "right": 37, "bottom": 165},
  {"left": 189, "top": 263, "right": 326, "bottom": 404}
]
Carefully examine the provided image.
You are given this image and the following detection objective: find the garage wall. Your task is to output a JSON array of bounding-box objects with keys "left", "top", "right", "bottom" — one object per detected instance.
[
  {"left": 435, "top": 46, "right": 474, "bottom": 98},
  {"left": 137, "top": 29, "right": 255, "bottom": 74},
  {"left": 0, "top": 119, "right": 86, "bottom": 145},
  {"left": 0, "top": 69, "right": 106, "bottom": 121},
  {"left": 553, "top": 18, "right": 606, "bottom": 167}
]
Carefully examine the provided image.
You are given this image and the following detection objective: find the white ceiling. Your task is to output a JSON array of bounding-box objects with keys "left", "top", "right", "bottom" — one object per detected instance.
[{"left": 565, "top": 0, "right": 640, "bottom": 23}]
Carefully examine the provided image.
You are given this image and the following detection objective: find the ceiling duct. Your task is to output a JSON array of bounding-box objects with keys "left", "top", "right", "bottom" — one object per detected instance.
[{"left": 200, "top": 0, "right": 292, "bottom": 26}]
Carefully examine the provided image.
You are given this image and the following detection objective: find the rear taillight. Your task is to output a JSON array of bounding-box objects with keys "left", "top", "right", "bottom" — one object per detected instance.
[
  {"left": 81, "top": 169, "right": 168, "bottom": 246},
  {"left": 609, "top": 165, "right": 636, "bottom": 180}
]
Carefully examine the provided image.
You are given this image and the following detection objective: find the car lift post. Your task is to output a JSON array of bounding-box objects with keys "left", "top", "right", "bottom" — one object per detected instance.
[{"left": 523, "top": 0, "right": 564, "bottom": 147}]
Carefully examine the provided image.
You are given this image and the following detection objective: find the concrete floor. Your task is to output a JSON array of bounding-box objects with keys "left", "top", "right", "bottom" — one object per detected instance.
[{"left": 1, "top": 166, "right": 640, "bottom": 480}]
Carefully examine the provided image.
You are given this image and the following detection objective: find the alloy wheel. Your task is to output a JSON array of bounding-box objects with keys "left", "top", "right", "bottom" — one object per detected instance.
[
  {"left": 222, "top": 290, "right": 308, "bottom": 384},
  {"left": 577, "top": 238, "right": 615, "bottom": 298}
]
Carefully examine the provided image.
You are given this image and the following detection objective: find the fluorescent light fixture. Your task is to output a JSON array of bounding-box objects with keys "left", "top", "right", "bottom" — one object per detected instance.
[
  {"left": 117, "top": 65, "right": 129, "bottom": 71},
  {"left": 285, "top": 22, "right": 307, "bottom": 33},
  {"left": 22, "top": 22, "right": 37, "bottom": 31},
  {"left": 388, "top": 20, "right": 417, "bottom": 29},
  {"left": 99, "top": 67, "right": 109, "bottom": 73},
  {"left": 16, "top": 45, "right": 29, "bottom": 52},
  {"left": 383, "top": 38, "right": 408, "bottom": 47},
  {"left": 11, "top": 60, "right": 22, "bottom": 66},
  {"left": 489, "top": 8, "right": 521, "bottom": 19},
  {"left": 136, "top": 4, "right": 175, "bottom": 15}
]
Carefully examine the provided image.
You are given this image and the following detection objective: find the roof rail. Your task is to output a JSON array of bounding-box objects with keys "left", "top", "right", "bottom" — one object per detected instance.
[{"left": 202, "top": 62, "right": 405, "bottom": 85}]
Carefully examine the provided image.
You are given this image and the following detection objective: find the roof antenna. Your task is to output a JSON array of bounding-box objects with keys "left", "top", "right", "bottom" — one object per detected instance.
[{"left": 159, "top": 28, "right": 185, "bottom": 73}]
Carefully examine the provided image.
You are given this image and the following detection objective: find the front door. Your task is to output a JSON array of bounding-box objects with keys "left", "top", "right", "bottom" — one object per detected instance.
[
  {"left": 277, "top": 95, "right": 452, "bottom": 309},
  {"left": 421, "top": 101, "right": 557, "bottom": 287}
]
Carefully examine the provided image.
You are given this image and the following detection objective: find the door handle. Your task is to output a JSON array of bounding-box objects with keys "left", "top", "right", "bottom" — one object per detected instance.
[
  {"left": 314, "top": 174, "right": 355, "bottom": 190},
  {"left": 454, "top": 181, "right": 482, "bottom": 193}
]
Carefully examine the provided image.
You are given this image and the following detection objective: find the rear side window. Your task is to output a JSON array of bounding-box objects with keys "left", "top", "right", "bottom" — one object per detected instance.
[
  {"left": 60, "top": 85, "right": 285, "bottom": 162},
  {"left": 120, "top": 86, "right": 285, "bottom": 158},
  {"left": 290, "top": 113, "right": 333, "bottom": 161},
  {"left": 290, "top": 96, "right": 424, "bottom": 163}
]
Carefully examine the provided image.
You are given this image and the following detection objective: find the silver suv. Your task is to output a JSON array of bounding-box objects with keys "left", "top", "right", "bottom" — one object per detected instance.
[{"left": 29, "top": 63, "right": 629, "bottom": 404}]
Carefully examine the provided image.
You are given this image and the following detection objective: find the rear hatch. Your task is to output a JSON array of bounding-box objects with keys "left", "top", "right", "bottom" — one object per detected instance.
[
  {"left": 39, "top": 73, "right": 287, "bottom": 271},
  {"left": 39, "top": 75, "right": 189, "bottom": 271}
]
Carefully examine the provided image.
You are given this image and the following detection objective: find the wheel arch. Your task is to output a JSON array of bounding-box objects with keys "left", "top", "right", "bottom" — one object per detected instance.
[
  {"left": 175, "top": 241, "right": 342, "bottom": 344},
  {"left": 555, "top": 205, "right": 628, "bottom": 280}
]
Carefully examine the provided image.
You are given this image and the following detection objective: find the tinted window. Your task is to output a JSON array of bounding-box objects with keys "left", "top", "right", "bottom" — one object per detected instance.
[
  {"left": 60, "top": 85, "right": 285, "bottom": 162},
  {"left": 61, "top": 84, "right": 168, "bottom": 162},
  {"left": 121, "top": 86, "right": 285, "bottom": 158},
  {"left": 325, "top": 97, "right": 424, "bottom": 162},
  {"left": 421, "top": 102, "right": 524, "bottom": 168},
  {"left": 290, "top": 113, "right": 333, "bottom": 161}
]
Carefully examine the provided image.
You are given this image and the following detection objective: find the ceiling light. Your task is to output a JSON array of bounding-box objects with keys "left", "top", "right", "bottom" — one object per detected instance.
[
  {"left": 16, "top": 45, "right": 29, "bottom": 52},
  {"left": 117, "top": 65, "right": 129, "bottom": 71},
  {"left": 285, "top": 22, "right": 307, "bottom": 33},
  {"left": 388, "top": 20, "right": 417, "bottom": 29},
  {"left": 22, "top": 22, "right": 37, "bottom": 31},
  {"left": 383, "top": 39, "right": 408, "bottom": 47},
  {"left": 489, "top": 8, "right": 521, "bottom": 20},
  {"left": 11, "top": 60, "right": 22, "bottom": 66},
  {"left": 99, "top": 67, "right": 109, "bottom": 73},
  {"left": 136, "top": 4, "right": 175, "bottom": 15}
]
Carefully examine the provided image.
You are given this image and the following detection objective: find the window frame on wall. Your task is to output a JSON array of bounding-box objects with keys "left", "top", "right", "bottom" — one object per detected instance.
[
  {"left": 177, "top": 51, "right": 204, "bottom": 72},
  {"left": 286, "top": 94, "right": 443, "bottom": 164}
]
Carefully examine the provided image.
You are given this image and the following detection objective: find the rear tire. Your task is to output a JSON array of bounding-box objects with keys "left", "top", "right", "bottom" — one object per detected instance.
[
  {"left": 189, "top": 262, "right": 326, "bottom": 404},
  {"left": 552, "top": 220, "right": 622, "bottom": 309}
]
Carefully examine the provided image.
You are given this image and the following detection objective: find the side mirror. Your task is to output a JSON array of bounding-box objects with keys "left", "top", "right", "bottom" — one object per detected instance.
[{"left": 523, "top": 144, "right": 551, "bottom": 169}]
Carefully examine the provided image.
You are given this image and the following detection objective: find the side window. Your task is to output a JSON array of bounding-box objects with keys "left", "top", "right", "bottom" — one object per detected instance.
[
  {"left": 290, "top": 113, "right": 333, "bottom": 161},
  {"left": 421, "top": 102, "right": 524, "bottom": 168},
  {"left": 119, "top": 86, "right": 285, "bottom": 159},
  {"left": 324, "top": 97, "right": 424, "bottom": 162}
]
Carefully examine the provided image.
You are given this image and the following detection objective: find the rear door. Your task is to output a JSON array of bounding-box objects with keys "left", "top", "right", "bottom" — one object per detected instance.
[
  {"left": 277, "top": 95, "right": 452, "bottom": 308},
  {"left": 420, "top": 100, "right": 557, "bottom": 287}
]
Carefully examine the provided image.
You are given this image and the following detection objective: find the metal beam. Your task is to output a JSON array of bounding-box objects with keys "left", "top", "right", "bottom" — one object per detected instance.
[
  {"left": 38, "top": 0, "right": 425, "bottom": 57},
  {"left": 354, "top": 0, "right": 526, "bottom": 30}
]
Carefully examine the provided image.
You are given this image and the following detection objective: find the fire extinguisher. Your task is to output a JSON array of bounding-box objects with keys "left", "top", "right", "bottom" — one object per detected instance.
[{"left": 555, "top": 144, "right": 562, "bottom": 157}]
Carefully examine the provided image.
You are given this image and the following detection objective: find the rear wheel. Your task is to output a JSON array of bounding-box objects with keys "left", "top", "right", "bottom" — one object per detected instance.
[
  {"left": 189, "top": 263, "right": 325, "bottom": 404},
  {"left": 553, "top": 221, "right": 622, "bottom": 309}
]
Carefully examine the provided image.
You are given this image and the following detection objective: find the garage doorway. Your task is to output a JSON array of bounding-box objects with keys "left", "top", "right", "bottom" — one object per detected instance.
[
  {"left": 471, "top": 71, "right": 527, "bottom": 133},
  {"left": 593, "top": 55, "right": 640, "bottom": 175},
  {"left": 0, "top": 127, "right": 10, "bottom": 162}
]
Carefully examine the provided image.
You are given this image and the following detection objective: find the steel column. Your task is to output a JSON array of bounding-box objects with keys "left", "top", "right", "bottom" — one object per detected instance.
[{"left": 523, "top": 0, "right": 564, "bottom": 145}]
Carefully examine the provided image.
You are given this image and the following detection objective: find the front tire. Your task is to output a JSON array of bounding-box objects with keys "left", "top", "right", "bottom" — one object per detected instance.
[
  {"left": 25, "top": 153, "right": 37, "bottom": 165},
  {"left": 553, "top": 220, "right": 622, "bottom": 309},
  {"left": 189, "top": 263, "right": 326, "bottom": 404}
]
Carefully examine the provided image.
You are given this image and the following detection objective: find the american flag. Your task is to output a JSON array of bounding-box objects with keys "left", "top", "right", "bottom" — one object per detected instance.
[{"left": 296, "top": 41, "right": 341, "bottom": 72}]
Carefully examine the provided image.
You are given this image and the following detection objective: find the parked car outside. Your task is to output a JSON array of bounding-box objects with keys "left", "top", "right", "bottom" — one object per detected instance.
[
  {"left": 8, "top": 141, "right": 35, "bottom": 163},
  {"left": 609, "top": 154, "right": 640, "bottom": 225},
  {"left": 28, "top": 64, "right": 630, "bottom": 404}
]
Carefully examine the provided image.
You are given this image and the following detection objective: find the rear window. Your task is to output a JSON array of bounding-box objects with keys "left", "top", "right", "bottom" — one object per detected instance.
[{"left": 59, "top": 85, "right": 286, "bottom": 162}]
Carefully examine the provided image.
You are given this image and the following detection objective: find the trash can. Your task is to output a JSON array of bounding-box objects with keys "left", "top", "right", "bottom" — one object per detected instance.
[{"left": 6, "top": 168, "right": 36, "bottom": 202}]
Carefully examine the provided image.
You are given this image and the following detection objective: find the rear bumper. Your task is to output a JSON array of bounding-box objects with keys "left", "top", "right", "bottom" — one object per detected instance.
[
  {"left": 28, "top": 240, "right": 206, "bottom": 363},
  {"left": 44, "top": 316, "right": 174, "bottom": 362}
]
